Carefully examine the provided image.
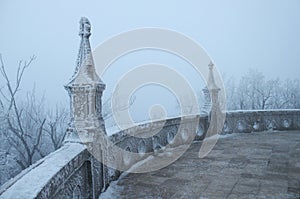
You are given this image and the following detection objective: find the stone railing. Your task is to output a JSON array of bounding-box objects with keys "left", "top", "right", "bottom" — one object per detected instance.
[
  {"left": 1, "top": 110, "right": 299, "bottom": 198},
  {"left": 0, "top": 115, "right": 208, "bottom": 199},
  {"left": 110, "top": 115, "right": 208, "bottom": 152},
  {"left": 102, "top": 109, "right": 300, "bottom": 181},
  {"left": 108, "top": 115, "right": 208, "bottom": 173},
  {"left": 222, "top": 109, "right": 300, "bottom": 134},
  {"left": 0, "top": 143, "right": 91, "bottom": 199},
  {"left": 101, "top": 109, "right": 300, "bottom": 183}
]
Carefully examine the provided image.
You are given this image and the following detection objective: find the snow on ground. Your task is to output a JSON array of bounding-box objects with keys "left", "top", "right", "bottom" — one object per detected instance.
[
  {"left": 105, "top": 114, "right": 201, "bottom": 136},
  {"left": 99, "top": 139, "right": 229, "bottom": 199},
  {"left": 99, "top": 145, "right": 191, "bottom": 199},
  {"left": 0, "top": 143, "right": 86, "bottom": 199},
  {"left": 226, "top": 109, "right": 300, "bottom": 113}
]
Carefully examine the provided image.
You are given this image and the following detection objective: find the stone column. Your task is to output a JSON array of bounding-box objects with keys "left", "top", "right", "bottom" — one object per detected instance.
[
  {"left": 64, "top": 17, "right": 106, "bottom": 143},
  {"left": 201, "top": 86, "right": 212, "bottom": 115},
  {"left": 206, "top": 61, "right": 221, "bottom": 136},
  {"left": 64, "top": 17, "right": 108, "bottom": 198}
]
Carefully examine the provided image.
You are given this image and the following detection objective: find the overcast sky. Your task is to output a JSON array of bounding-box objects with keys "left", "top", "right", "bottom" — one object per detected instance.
[{"left": 1, "top": 0, "right": 300, "bottom": 122}]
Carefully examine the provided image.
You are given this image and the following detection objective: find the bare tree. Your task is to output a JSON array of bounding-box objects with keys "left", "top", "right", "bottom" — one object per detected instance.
[
  {"left": 224, "top": 75, "right": 238, "bottom": 110},
  {"left": 0, "top": 55, "right": 45, "bottom": 169},
  {"left": 0, "top": 55, "right": 68, "bottom": 171},
  {"left": 283, "top": 79, "right": 300, "bottom": 109},
  {"left": 234, "top": 69, "right": 275, "bottom": 110},
  {"left": 102, "top": 95, "right": 136, "bottom": 121},
  {"left": 224, "top": 68, "right": 300, "bottom": 110},
  {"left": 101, "top": 83, "right": 136, "bottom": 130},
  {"left": 43, "top": 105, "right": 68, "bottom": 150}
]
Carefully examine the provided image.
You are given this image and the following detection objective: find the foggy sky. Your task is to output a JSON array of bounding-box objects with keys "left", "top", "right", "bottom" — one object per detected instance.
[{"left": 1, "top": 0, "right": 300, "bottom": 121}]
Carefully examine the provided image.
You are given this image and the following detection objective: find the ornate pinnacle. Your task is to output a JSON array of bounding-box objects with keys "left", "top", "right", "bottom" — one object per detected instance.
[
  {"left": 70, "top": 17, "right": 93, "bottom": 80},
  {"left": 79, "top": 17, "right": 91, "bottom": 38},
  {"left": 207, "top": 61, "right": 220, "bottom": 91}
]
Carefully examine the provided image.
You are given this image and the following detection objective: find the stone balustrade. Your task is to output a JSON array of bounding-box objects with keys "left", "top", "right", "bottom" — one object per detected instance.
[
  {"left": 1, "top": 110, "right": 299, "bottom": 198},
  {"left": 223, "top": 110, "right": 300, "bottom": 134}
]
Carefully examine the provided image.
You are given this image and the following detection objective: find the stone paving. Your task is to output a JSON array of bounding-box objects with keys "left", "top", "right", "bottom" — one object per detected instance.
[{"left": 101, "top": 131, "right": 300, "bottom": 199}]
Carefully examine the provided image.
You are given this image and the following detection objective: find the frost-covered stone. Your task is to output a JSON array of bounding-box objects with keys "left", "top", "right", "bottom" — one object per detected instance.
[{"left": 1, "top": 17, "right": 300, "bottom": 199}]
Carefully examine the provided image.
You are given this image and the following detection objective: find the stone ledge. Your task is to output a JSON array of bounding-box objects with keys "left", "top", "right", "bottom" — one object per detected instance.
[{"left": 0, "top": 143, "right": 86, "bottom": 199}]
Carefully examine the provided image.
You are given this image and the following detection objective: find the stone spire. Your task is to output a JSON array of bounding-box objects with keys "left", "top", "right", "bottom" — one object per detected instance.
[
  {"left": 201, "top": 61, "right": 220, "bottom": 115},
  {"left": 64, "top": 18, "right": 109, "bottom": 197},
  {"left": 206, "top": 61, "right": 221, "bottom": 135},
  {"left": 207, "top": 61, "right": 220, "bottom": 91},
  {"left": 64, "top": 17, "right": 106, "bottom": 143},
  {"left": 72, "top": 17, "right": 92, "bottom": 79}
]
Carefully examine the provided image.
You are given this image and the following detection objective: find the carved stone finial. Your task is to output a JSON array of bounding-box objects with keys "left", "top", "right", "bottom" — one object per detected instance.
[
  {"left": 79, "top": 17, "right": 91, "bottom": 38},
  {"left": 70, "top": 17, "right": 93, "bottom": 80},
  {"left": 208, "top": 60, "right": 214, "bottom": 69}
]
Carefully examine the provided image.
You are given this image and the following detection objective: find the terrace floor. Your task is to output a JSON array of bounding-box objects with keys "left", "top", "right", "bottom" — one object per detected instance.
[{"left": 100, "top": 130, "right": 300, "bottom": 199}]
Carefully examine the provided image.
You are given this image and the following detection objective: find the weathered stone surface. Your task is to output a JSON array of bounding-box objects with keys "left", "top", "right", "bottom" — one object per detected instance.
[
  {"left": 223, "top": 110, "right": 300, "bottom": 134},
  {"left": 0, "top": 143, "right": 88, "bottom": 199},
  {"left": 1, "top": 112, "right": 300, "bottom": 198},
  {"left": 100, "top": 130, "right": 300, "bottom": 199}
]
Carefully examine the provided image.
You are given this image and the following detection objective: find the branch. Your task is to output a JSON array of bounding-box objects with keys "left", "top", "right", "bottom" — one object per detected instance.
[
  {"left": 30, "top": 118, "right": 46, "bottom": 160},
  {"left": 7, "top": 116, "right": 31, "bottom": 161}
]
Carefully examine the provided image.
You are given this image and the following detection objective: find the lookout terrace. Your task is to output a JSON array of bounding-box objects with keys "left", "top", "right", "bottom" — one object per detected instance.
[{"left": 0, "top": 18, "right": 299, "bottom": 199}]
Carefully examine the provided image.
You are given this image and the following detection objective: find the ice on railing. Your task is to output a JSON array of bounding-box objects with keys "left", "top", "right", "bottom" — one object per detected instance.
[
  {"left": 226, "top": 109, "right": 300, "bottom": 113},
  {"left": 0, "top": 144, "right": 86, "bottom": 199}
]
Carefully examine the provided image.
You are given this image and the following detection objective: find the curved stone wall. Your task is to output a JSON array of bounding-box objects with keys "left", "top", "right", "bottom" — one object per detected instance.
[
  {"left": 0, "top": 143, "right": 90, "bottom": 199},
  {"left": 1, "top": 110, "right": 299, "bottom": 198},
  {"left": 222, "top": 110, "right": 300, "bottom": 134},
  {"left": 110, "top": 115, "right": 208, "bottom": 150}
]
